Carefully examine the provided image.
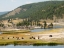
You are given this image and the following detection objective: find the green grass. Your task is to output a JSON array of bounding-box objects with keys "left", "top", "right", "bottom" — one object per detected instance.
[
  {"left": 0, "top": 39, "right": 64, "bottom": 46},
  {"left": 33, "top": 42, "right": 63, "bottom": 46},
  {"left": 0, "top": 30, "right": 30, "bottom": 34}
]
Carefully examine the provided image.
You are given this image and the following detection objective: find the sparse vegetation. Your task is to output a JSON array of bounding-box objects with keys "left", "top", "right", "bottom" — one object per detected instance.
[
  {"left": 0, "top": 23, "right": 4, "bottom": 27},
  {"left": 43, "top": 21, "right": 47, "bottom": 29},
  {"left": 0, "top": 1, "right": 64, "bottom": 21},
  {"left": 33, "top": 42, "right": 63, "bottom": 46},
  {"left": 1, "top": 30, "right": 30, "bottom": 34}
]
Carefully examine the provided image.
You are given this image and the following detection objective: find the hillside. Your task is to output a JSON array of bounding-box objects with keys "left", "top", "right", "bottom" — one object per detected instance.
[
  {"left": 0, "top": 12, "right": 8, "bottom": 16},
  {"left": 0, "top": 1, "right": 64, "bottom": 21}
]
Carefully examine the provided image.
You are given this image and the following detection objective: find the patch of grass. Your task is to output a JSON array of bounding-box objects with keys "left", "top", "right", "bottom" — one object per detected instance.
[
  {"left": 1, "top": 30, "right": 30, "bottom": 34},
  {"left": 33, "top": 42, "right": 63, "bottom": 46},
  {"left": 14, "top": 41, "right": 34, "bottom": 45},
  {"left": 0, "top": 39, "right": 64, "bottom": 46}
]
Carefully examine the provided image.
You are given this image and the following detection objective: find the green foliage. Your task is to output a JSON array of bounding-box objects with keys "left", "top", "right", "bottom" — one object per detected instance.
[
  {"left": 16, "top": 19, "right": 31, "bottom": 26},
  {"left": 50, "top": 23, "right": 53, "bottom": 27},
  {"left": 33, "top": 43, "right": 59, "bottom": 46},
  {"left": 0, "top": 23, "right": 4, "bottom": 27},
  {"left": 43, "top": 21, "right": 47, "bottom": 29},
  {"left": 48, "top": 23, "right": 53, "bottom": 28},
  {"left": 0, "top": 1, "right": 64, "bottom": 21}
]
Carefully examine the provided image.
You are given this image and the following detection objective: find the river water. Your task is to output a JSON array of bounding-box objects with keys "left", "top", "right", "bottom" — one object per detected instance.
[
  {"left": 31, "top": 25, "right": 64, "bottom": 32},
  {"left": 0, "top": 45, "right": 64, "bottom": 48}
]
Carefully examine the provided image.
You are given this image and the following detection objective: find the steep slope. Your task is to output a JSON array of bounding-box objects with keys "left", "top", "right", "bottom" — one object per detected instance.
[{"left": 0, "top": 1, "right": 64, "bottom": 21}]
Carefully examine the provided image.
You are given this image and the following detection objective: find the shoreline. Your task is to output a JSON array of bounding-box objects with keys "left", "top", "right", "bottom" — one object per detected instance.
[
  {"left": 0, "top": 28, "right": 64, "bottom": 45},
  {"left": 0, "top": 40, "right": 64, "bottom": 46}
]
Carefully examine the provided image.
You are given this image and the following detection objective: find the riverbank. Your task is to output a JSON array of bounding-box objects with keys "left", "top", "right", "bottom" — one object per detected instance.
[
  {"left": 0, "top": 39, "right": 64, "bottom": 46},
  {"left": 0, "top": 29, "right": 30, "bottom": 34},
  {"left": 0, "top": 28, "right": 64, "bottom": 45}
]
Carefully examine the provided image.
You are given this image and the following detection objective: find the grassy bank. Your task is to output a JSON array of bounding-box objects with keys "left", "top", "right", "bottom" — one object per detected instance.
[
  {"left": 0, "top": 39, "right": 64, "bottom": 46},
  {"left": 0, "top": 30, "right": 30, "bottom": 34},
  {"left": 0, "top": 41, "right": 64, "bottom": 46},
  {"left": 33, "top": 43, "right": 64, "bottom": 46}
]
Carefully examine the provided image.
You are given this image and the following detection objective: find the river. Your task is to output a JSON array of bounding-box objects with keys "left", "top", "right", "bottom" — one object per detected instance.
[
  {"left": 31, "top": 25, "right": 64, "bottom": 32},
  {"left": 0, "top": 45, "right": 64, "bottom": 48}
]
